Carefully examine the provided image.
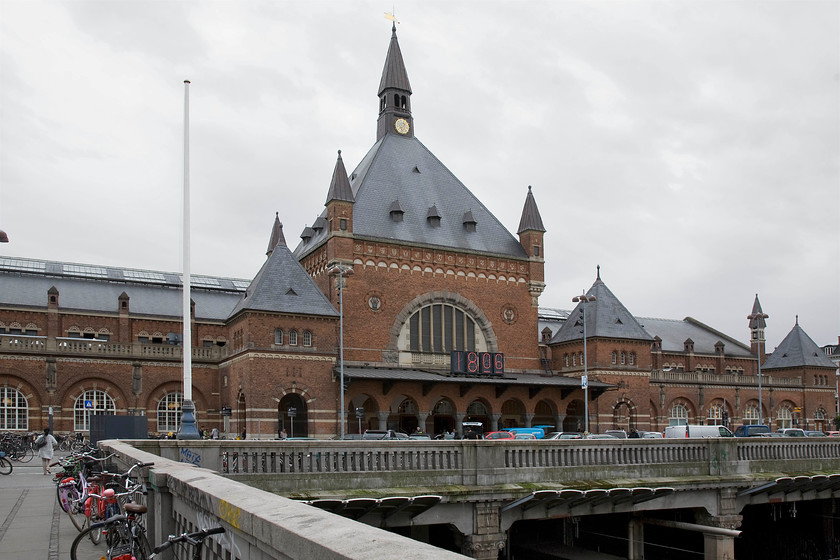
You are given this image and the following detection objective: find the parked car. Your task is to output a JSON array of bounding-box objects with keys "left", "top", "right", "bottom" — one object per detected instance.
[
  {"left": 585, "top": 434, "right": 619, "bottom": 439},
  {"left": 664, "top": 425, "right": 734, "bottom": 438},
  {"left": 484, "top": 431, "right": 514, "bottom": 440},
  {"left": 513, "top": 433, "right": 538, "bottom": 440},
  {"left": 778, "top": 428, "right": 806, "bottom": 437},
  {"left": 805, "top": 430, "right": 827, "bottom": 437},
  {"left": 826, "top": 431, "right": 840, "bottom": 437},
  {"left": 604, "top": 429, "right": 627, "bottom": 439},
  {"left": 638, "top": 431, "right": 663, "bottom": 439},
  {"left": 409, "top": 434, "right": 432, "bottom": 440},
  {"left": 362, "top": 429, "right": 409, "bottom": 440},
  {"left": 734, "top": 425, "right": 771, "bottom": 437},
  {"left": 542, "top": 432, "right": 562, "bottom": 440}
]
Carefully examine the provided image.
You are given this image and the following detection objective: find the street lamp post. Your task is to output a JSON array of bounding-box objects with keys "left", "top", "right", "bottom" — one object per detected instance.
[
  {"left": 329, "top": 264, "right": 354, "bottom": 439},
  {"left": 748, "top": 309, "right": 769, "bottom": 425},
  {"left": 572, "top": 292, "right": 596, "bottom": 435}
]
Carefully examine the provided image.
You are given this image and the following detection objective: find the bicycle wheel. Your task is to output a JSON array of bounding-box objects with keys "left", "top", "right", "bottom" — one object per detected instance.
[
  {"left": 60, "top": 486, "right": 89, "bottom": 532},
  {"left": 87, "top": 503, "right": 103, "bottom": 544},
  {"left": 15, "top": 446, "right": 33, "bottom": 463},
  {"left": 0, "top": 457, "right": 12, "bottom": 475},
  {"left": 69, "top": 522, "right": 106, "bottom": 560}
]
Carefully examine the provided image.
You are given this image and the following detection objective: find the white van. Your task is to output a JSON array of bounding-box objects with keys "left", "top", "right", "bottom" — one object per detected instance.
[{"left": 664, "top": 425, "right": 734, "bottom": 438}]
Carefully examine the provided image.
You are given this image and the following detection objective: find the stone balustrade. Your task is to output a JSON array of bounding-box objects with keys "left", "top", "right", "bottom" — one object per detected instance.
[
  {"left": 0, "top": 333, "right": 225, "bottom": 361},
  {"left": 129, "top": 438, "right": 840, "bottom": 496},
  {"left": 650, "top": 368, "right": 801, "bottom": 387}
]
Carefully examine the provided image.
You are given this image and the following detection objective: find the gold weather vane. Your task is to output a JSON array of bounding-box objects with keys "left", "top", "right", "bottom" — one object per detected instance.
[{"left": 384, "top": 10, "right": 400, "bottom": 24}]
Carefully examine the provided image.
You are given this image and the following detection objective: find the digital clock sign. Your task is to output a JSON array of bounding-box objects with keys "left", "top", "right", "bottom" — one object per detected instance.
[{"left": 450, "top": 351, "right": 504, "bottom": 376}]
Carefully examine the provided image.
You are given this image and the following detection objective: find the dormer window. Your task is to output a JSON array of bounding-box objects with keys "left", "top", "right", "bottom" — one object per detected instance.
[
  {"left": 427, "top": 204, "right": 441, "bottom": 228},
  {"left": 462, "top": 210, "right": 477, "bottom": 233},
  {"left": 300, "top": 226, "right": 314, "bottom": 243},
  {"left": 389, "top": 200, "right": 405, "bottom": 222},
  {"left": 312, "top": 217, "right": 326, "bottom": 232}
]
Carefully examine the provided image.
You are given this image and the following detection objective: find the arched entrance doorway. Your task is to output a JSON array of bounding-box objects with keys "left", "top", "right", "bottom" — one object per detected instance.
[
  {"left": 564, "top": 400, "right": 584, "bottom": 432},
  {"left": 278, "top": 394, "right": 307, "bottom": 438},
  {"left": 430, "top": 398, "right": 456, "bottom": 436}
]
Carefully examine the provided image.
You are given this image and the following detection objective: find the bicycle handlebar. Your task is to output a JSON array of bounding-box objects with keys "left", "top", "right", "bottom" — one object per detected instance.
[{"left": 152, "top": 526, "right": 225, "bottom": 554}]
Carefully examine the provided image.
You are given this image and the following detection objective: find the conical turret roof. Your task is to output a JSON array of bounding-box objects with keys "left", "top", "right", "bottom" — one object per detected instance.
[
  {"left": 550, "top": 270, "right": 652, "bottom": 343},
  {"left": 517, "top": 186, "right": 546, "bottom": 233},
  {"left": 266, "top": 212, "right": 286, "bottom": 256},
  {"left": 762, "top": 318, "right": 835, "bottom": 369},
  {"left": 325, "top": 150, "right": 354, "bottom": 204}
]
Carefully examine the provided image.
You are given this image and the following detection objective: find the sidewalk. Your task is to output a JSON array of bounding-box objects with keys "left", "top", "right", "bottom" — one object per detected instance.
[{"left": 0, "top": 453, "right": 96, "bottom": 560}]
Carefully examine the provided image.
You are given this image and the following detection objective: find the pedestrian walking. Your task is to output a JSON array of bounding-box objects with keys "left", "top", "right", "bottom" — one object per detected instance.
[{"left": 36, "top": 428, "right": 58, "bottom": 475}]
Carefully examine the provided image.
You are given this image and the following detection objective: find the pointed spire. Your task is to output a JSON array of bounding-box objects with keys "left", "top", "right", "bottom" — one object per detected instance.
[
  {"left": 596, "top": 265, "right": 601, "bottom": 281},
  {"left": 517, "top": 186, "right": 546, "bottom": 233},
  {"left": 378, "top": 24, "right": 412, "bottom": 96},
  {"left": 748, "top": 294, "right": 768, "bottom": 330},
  {"left": 325, "top": 150, "right": 354, "bottom": 204},
  {"left": 266, "top": 212, "right": 286, "bottom": 256}
]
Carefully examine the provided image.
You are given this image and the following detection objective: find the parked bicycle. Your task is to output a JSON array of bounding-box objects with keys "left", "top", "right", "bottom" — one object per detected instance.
[
  {"left": 84, "top": 461, "right": 154, "bottom": 545},
  {"left": 70, "top": 514, "right": 224, "bottom": 560},
  {"left": 53, "top": 448, "right": 117, "bottom": 531},
  {"left": 0, "top": 451, "right": 12, "bottom": 475}
]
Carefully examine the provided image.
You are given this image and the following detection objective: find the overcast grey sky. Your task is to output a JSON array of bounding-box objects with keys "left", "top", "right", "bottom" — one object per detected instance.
[{"left": 1, "top": 1, "right": 837, "bottom": 350}]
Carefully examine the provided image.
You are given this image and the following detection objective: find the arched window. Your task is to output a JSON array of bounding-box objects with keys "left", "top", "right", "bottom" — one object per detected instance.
[
  {"left": 289, "top": 330, "right": 298, "bottom": 346},
  {"left": 564, "top": 354, "right": 569, "bottom": 367},
  {"left": 572, "top": 354, "right": 577, "bottom": 366},
  {"left": 707, "top": 404, "right": 724, "bottom": 425},
  {"left": 611, "top": 352, "right": 617, "bottom": 365},
  {"left": 407, "top": 303, "right": 482, "bottom": 354},
  {"left": 579, "top": 353, "right": 584, "bottom": 365},
  {"left": 274, "top": 329, "right": 283, "bottom": 345},
  {"left": 776, "top": 407, "right": 792, "bottom": 429},
  {"left": 0, "top": 387, "right": 28, "bottom": 430},
  {"left": 303, "top": 330, "right": 312, "bottom": 347},
  {"left": 158, "top": 392, "right": 183, "bottom": 433},
  {"left": 620, "top": 352, "right": 626, "bottom": 365},
  {"left": 669, "top": 403, "right": 688, "bottom": 426},
  {"left": 74, "top": 390, "right": 116, "bottom": 431},
  {"left": 629, "top": 353, "right": 635, "bottom": 365}
]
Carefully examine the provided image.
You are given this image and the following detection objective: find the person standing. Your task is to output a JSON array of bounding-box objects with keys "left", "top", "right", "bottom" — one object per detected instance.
[{"left": 37, "top": 428, "right": 58, "bottom": 475}]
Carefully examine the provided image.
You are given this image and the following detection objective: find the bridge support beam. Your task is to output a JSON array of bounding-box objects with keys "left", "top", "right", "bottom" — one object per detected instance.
[
  {"left": 462, "top": 501, "right": 506, "bottom": 560},
  {"left": 628, "top": 514, "right": 644, "bottom": 560}
]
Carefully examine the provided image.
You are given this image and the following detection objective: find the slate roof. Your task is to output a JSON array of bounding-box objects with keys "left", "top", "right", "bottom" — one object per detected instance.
[
  {"left": 637, "top": 317, "right": 753, "bottom": 357},
  {"left": 549, "top": 276, "right": 653, "bottom": 344},
  {"left": 762, "top": 320, "right": 836, "bottom": 370},
  {"left": 229, "top": 224, "right": 339, "bottom": 320},
  {"left": 0, "top": 256, "right": 245, "bottom": 321},
  {"left": 294, "top": 133, "right": 529, "bottom": 260}
]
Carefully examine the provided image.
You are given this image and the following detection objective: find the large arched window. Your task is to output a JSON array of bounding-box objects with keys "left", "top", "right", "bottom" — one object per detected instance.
[
  {"left": 0, "top": 387, "right": 28, "bottom": 430},
  {"left": 74, "top": 390, "right": 116, "bottom": 431},
  {"left": 158, "top": 392, "right": 183, "bottom": 433},
  {"left": 707, "top": 404, "right": 724, "bottom": 425},
  {"left": 407, "top": 303, "right": 484, "bottom": 354},
  {"left": 776, "top": 407, "right": 792, "bottom": 429},
  {"left": 743, "top": 405, "right": 760, "bottom": 424},
  {"left": 669, "top": 403, "right": 688, "bottom": 426}
]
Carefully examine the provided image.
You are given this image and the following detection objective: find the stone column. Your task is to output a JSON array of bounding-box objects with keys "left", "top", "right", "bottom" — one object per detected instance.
[
  {"left": 376, "top": 411, "right": 389, "bottom": 430},
  {"left": 628, "top": 514, "right": 644, "bottom": 560},
  {"left": 523, "top": 412, "right": 535, "bottom": 428},
  {"left": 490, "top": 413, "right": 501, "bottom": 432},
  {"left": 554, "top": 413, "right": 566, "bottom": 432},
  {"left": 417, "top": 411, "right": 430, "bottom": 434},
  {"left": 696, "top": 488, "right": 743, "bottom": 560},
  {"left": 462, "top": 502, "right": 505, "bottom": 560},
  {"left": 455, "top": 413, "right": 465, "bottom": 438}
]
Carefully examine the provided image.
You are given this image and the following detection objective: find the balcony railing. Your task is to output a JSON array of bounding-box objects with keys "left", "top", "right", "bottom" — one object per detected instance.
[
  {"left": 649, "top": 368, "right": 801, "bottom": 387},
  {"left": 0, "top": 334, "right": 226, "bottom": 362}
]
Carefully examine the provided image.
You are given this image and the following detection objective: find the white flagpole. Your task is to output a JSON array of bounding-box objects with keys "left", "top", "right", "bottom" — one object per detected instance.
[{"left": 178, "top": 79, "right": 199, "bottom": 439}]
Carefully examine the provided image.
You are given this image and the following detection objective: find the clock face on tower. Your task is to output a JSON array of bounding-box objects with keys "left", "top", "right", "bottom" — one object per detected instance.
[{"left": 395, "top": 118, "right": 410, "bottom": 135}]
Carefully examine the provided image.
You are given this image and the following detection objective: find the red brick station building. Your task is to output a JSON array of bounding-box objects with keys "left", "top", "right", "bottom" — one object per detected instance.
[{"left": 1, "top": 27, "right": 836, "bottom": 439}]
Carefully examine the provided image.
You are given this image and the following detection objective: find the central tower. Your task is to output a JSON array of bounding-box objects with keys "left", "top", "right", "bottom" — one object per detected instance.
[{"left": 376, "top": 23, "right": 414, "bottom": 140}]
